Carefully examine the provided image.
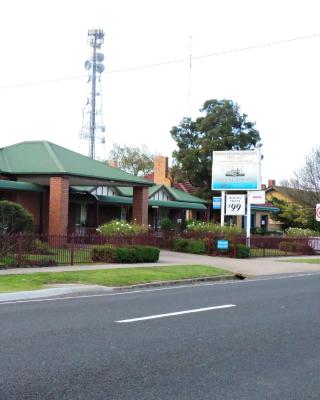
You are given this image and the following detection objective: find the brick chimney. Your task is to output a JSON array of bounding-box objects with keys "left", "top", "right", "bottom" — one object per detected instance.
[
  {"left": 268, "top": 179, "right": 276, "bottom": 187},
  {"left": 107, "top": 160, "right": 118, "bottom": 168},
  {"left": 153, "top": 156, "right": 171, "bottom": 186}
]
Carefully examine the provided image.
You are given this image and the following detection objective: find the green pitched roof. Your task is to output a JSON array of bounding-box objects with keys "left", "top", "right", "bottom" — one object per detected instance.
[
  {"left": 165, "top": 186, "right": 208, "bottom": 204},
  {"left": 149, "top": 200, "right": 207, "bottom": 210},
  {"left": 0, "top": 141, "right": 151, "bottom": 186},
  {"left": 117, "top": 184, "right": 207, "bottom": 204},
  {"left": 0, "top": 180, "right": 45, "bottom": 192}
]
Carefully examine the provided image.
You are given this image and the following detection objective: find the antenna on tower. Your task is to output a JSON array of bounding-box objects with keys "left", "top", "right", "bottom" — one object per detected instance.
[
  {"left": 80, "top": 29, "right": 106, "bottom": 159},
  {"left": 188, "top": 36, "right": 192, "bottom": 118}
]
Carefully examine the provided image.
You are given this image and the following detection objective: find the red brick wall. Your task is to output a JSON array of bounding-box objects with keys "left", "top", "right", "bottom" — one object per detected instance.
[
  {"left": 49, "top": 177, "right": 69, "bottom": 236},
  {"left": 14, "top": 192, "right": 41, "bottom": 226},
  {"left": 132, "top": 186, "right": 148, "bottom": 226}
]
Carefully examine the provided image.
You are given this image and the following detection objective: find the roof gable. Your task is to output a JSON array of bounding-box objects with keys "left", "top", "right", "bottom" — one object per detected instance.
[{"left": 117, "top": 184, "right": 207, "bottom": 204}]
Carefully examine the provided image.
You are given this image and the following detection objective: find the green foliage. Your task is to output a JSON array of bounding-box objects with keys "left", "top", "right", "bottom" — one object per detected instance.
[
  {"left": 229, "top": 244, "right": 250, "bottom": 258},
  {"left": 109, "top": 143, "right": 154, "bottom": 176},
  {"left": 91, "top": 244, "right": 117, "bottom": 262},
  {"left": 186, "top": 239, "right": 206, "bottom": 254},
  {"left": 171, "top": 99, "right": 261, "bottom": 199},
  {"left": 30, "top": 239, "right": 54, "bottom": 255},
  {"left": 160, "top": 218, "right": 175, "bottom": 232},
  {"left": 90, "top": 244, "right": 160, "bottom": 263},
  {"left": 97, "top": 220, "right": 149, "bottom": 236},
  {"left": 0, "top": 200, "right": 34, "bottom": 234},
  {"left": 172, "top": 238, "right": 189, "bottom": 252},
  {"left": 185, "top": 221, "right": 243, "bottom": 237},
  {"left": 269, "top": 197, "right": 310, "bottom": 229},
  {"left": 172, "top": 238, "right": 206, "bottom": 254},
  {"left": 284, "top": 227, "right": 318, "bottom": 237},
  {"left": 116, "top": 246, "right": 160, "bottom": 263}
]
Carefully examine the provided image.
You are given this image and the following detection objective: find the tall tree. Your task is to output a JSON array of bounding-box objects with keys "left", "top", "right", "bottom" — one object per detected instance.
[
  {"left": 273, "top": 147, "right": 320, "bottom": 231},
  {"left": 109, "top": 144, "right": 154, "bottom": 176},
  {"left": 171, "top": 99, "right": 261, "bottom": 198},
  {"left": 290, "top": 146, "right": 320, "bottom": 206}
]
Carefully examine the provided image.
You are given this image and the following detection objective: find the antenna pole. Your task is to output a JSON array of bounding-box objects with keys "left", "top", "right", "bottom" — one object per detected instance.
[
  {"left": 80, "top": 29, "right": 105, "bottom": 159},
  {"left": 89, "top": 34, "right": 97, "bottom": 159},
  {"left": 188, "top": 36, "right": 192, "bottom": 118}
]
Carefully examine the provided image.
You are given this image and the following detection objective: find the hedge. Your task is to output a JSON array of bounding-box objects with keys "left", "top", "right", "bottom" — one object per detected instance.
[
  {"left": 228, "top": 244, "right": 250, "bottom": 258},
  {"left": 172, "top": 238, "right": 206, "bottom": 254},
  {"left": 91, "top": 245, "right": 160, "bottom": 263}
]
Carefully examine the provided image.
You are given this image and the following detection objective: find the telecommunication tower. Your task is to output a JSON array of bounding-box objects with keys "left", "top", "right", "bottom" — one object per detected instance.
[{"left": 80, "top": 29, "right": 106, "bottom": 159}]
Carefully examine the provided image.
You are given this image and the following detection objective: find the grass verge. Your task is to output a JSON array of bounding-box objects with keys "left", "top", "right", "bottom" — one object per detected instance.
[
  {"left": 278, "top": 258, "right": 320, "bottom": 264},
  {"left": 0, "top": 265, "right": 232, "bottom": 293}
]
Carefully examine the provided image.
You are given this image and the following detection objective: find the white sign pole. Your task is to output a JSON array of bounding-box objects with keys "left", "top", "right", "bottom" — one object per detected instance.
[
  {"left": 221, "top": 190, "right": 225, "bottom": 227},
  {"left": 246, "top": 192, "right": 251, "bottom": 247}
]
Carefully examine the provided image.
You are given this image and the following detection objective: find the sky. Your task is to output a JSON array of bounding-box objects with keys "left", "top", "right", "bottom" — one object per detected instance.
[{"left": 0, "top": 0, "right": 319, "bottom": 185}]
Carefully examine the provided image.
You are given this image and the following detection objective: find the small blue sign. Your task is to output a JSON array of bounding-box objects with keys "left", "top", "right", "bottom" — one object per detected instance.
[
  {"left": 217, "top": 240, "right": 229, "bottom": 250},
  {"left": 212, "top": 197, "right": 221, "bottom": 209}
]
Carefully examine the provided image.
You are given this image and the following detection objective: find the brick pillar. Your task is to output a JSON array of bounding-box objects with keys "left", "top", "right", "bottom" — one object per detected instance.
[
  {"left": 49, "top": 177, "right": 69, "bottom": 236},
  {"left": 132, "top": 186, "right": 148, "bottom": 226}
]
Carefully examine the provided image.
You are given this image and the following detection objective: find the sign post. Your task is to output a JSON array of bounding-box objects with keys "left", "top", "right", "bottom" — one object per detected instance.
[
  {"left": 220, "top": 191, "right": 225, "bottom": 227},
  {"left": 246, "top": 192, "right": 251, "bottom": 247}
]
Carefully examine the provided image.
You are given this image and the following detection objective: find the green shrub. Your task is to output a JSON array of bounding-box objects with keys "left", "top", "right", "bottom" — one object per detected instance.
[
  {"left": 116, "top": 246, "right": 160, "bottom": 263},
  {"left": 160, "top": 218, "right": 175, "bottom": 232},
  {"left": 91, "top": 245, "right": 160, "bottom": 263},
  {"left": 0, "top": 200, "right": 34, "bottom": 234},
  {"left": 172, "top": 238, "right": 189, "bottom": 252},
  {"left": 284, "top": 227, "right": 318, "bottom": 238},
  {"left": 172, "top": 238, "right": 206, "bottom": 254},
  {"left": 30, "top": 239, "right": 54, "bottom": 255},
  {"left": 229, "top": 244, "right": 250, "bottom": 258},
  {"left": 97, "top": 220, "right": 149, "bottom": 236},
  {"left": 91, "top": 244, "right": 117, "bottom": 262},
  {"left": 186, "top": 239, "right": 206, "bottom": 254},
  {"left": 185, "top": 221, "right": 243, "bottom": 237}
]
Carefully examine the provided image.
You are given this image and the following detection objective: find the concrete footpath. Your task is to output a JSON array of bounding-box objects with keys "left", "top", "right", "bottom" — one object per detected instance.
[{"left": 0, "top": 250, "right": 319, "bottom": 277}]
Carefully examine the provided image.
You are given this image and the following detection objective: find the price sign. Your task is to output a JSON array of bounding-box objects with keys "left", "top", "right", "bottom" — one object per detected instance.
[{"left": 226, "top": 195, "right": 246, "bottom": 215}]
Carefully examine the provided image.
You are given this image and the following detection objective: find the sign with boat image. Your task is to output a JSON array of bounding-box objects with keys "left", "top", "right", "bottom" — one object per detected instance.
[{"left": 212, "top": 150, "right": 261, "bottom": 190}]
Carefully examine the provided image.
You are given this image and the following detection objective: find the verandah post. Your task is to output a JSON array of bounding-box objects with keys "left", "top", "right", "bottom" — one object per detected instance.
[{"left": 70, "top": 233, "right": 75, "bottom": 266}]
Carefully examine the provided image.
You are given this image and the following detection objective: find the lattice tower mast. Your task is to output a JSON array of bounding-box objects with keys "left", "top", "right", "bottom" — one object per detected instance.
[{"left": 80, "top": 29, "right": 106, "bottom": 159}]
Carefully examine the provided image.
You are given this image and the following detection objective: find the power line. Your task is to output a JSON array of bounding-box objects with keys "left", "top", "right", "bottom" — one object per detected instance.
[{"left": 1, "top": 32, "right": 320, "bottom": 90}]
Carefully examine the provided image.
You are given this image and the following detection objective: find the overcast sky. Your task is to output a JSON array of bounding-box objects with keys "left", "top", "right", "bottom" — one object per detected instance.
[{"left": 0, "top": 0, "right": 319, "bottom": 184}]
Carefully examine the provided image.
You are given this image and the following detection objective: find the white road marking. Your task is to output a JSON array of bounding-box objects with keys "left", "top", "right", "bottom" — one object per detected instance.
[
  {"left": 0, "top": 271, "right": 320, "bottom": 306},
  {"left": 116, "top": 304, "right": 236, "bottom": 323}
]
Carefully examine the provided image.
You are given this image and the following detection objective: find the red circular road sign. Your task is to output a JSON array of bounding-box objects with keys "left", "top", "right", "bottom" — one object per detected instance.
[{"left": 316, "top": 204, "right": 320, "bottom": 221}]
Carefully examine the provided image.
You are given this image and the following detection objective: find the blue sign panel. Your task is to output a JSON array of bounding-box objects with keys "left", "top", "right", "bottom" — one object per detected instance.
[
  {"left": 212, "top": 182, "right": 258, "bottom": 190},
  {"left": 212, "top": 197, "right": 221, "bottom": 209},
  {"left": 217, "top": 240, "right": 229, "bottom": 250}
]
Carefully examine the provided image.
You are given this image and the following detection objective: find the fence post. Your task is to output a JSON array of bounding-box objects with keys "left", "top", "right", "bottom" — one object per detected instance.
[
  {"left": 17, "top": 232, "right": 24, "bottom": 266},
  {"left": 70, "top": 233, "right": 75, "bottom": 266}
]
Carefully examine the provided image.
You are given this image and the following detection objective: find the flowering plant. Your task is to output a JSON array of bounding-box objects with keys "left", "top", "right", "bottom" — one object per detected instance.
[{"left": 97, "top": 220, "right": 149, "bottom": 236}]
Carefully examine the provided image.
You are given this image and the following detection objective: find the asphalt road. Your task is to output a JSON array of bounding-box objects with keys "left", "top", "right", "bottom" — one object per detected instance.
[{"left": 1, "top": 274, "right": 320, "bottom": 399}]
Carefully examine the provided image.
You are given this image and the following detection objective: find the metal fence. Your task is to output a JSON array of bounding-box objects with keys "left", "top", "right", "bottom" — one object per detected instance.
[
  {"left": 0, "top": 233, "right": 158, "bottom": 267},
  {"left": 178, "top": 231, "right": 320, "bottom": 258},
  {"left": 0, "top": 232, "right": 319, "bottom": 268}
]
